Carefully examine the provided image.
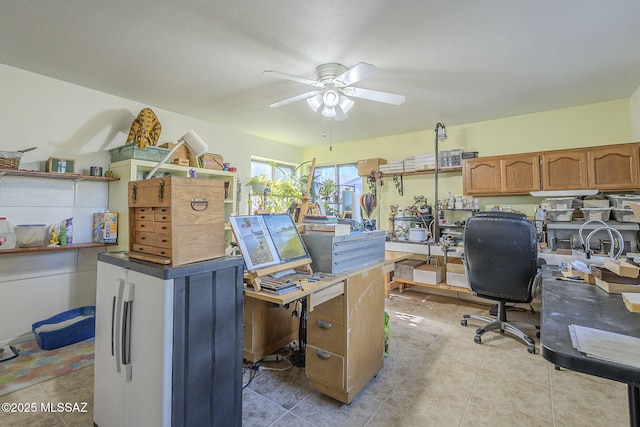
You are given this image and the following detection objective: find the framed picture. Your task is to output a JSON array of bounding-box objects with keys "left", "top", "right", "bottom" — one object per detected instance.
[{"left": 46, "top": 157, "right": 76, "bottom": 174}]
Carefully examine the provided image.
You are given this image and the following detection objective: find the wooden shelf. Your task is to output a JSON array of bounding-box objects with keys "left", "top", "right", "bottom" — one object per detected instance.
[
  {"left": 393, "top": 276, "right": 471, "bottom": 294},
  {"left": 380, "top": 167, "right": 462, "bottom": 177},
  {"left": 0, "top": 242, "right": 117, "bottom": 255},
  {"left": 0, "top": 169, "right": 120, "bottom": 182}
]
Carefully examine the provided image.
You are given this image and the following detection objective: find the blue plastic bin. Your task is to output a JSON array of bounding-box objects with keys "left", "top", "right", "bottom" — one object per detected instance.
[{"left": 31, "top": 306, "right": 96, "bottom": 350}]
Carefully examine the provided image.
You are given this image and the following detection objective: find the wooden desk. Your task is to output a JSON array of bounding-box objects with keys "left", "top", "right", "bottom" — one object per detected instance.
[
  {"left": 541, "top": 275, "right": 640, "bottom": 426},
  {"left": 243, "top": 262, "right": 386, "bottom": 404},
  {"left": 243, "top": 272, "right": 346, "bottom": 363}
]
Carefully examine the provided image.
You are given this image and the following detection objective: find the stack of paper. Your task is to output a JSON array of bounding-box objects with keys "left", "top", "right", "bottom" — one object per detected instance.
[
  {"left": 403, "top": 156, "right": 416, "bottom": 172},
  {"left": 569, "top": 324, "right": 640, "bottom": 368},
  {"left": 415, "top": 153, "right": 436, "bottom": 171}
]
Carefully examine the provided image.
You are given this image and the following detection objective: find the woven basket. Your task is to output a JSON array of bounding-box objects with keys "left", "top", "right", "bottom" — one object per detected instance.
[{"left": 0, "top": 151, "right": 23, "bottom": 170}]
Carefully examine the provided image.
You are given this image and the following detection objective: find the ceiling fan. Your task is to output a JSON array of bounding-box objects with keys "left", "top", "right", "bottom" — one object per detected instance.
[{"left": 264, "top": 62, "right": 405, "bottom": 120}]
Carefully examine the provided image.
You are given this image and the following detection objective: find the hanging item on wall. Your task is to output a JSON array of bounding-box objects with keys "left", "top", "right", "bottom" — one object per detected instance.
[
  {"left": 125, "top": 108, "right": 162, "bottom": 149},
  {"left": 360, "top": 193, "right": 377, "bottom": 219}
]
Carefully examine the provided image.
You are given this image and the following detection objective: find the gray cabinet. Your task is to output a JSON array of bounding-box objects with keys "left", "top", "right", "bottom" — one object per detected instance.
[{"left": 94, "top": 253, "right": 244, "bottom": 427}]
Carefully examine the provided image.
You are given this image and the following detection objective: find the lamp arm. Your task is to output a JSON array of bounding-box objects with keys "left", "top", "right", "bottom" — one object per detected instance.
[{"left": 145, "top": 140, "right": 185, "bottom": 179}]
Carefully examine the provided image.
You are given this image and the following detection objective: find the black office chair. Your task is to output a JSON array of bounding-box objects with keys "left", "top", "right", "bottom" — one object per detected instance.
[{"left": 460, "top": 211, "right": 540, "bottom": 353}]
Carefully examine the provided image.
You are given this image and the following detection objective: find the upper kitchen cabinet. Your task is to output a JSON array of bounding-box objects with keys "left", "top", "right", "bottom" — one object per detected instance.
[
  {"left": 587, "top": 143, "right": 639, "bottom": 191},
  {"left": 499, "top": 154, "right": 540, "bottom": 194},
  {"left": 463, "top": 153, "right": 539, "bottom": 195},
  {"left": 541, "top": 151, "right": 588, "bottom": 191},
  {"left": 463, "top": 158, "right": 501, "bottom": 195}
]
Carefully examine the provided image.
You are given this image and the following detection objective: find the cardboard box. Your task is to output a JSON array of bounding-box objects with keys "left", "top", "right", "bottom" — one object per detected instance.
[
  {"left": 159, "top": 142, "right": 190, "bottom": 163},
  {"left": 394, "top": 259, "right": 425, "bottom": 279},
  {"left": 200, "top": 153, "right": 225, "bottom": 170},
  {"left": 413, "top": 263, "right": 445, "bottom": 285},
  {"left": 357, "top": 158, "right": 387, "bottom": 177},
  {"left": 446, "top": 272, "right": 469, "bottom": 289},
  {"left": 446, "top": 258, "right": 465, "bottom": 274},
  {"left": 93, "top": 212, "right": 118, "bottom": 244}
]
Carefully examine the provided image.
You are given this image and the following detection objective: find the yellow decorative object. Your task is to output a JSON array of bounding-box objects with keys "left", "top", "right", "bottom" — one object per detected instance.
[
  {"left": 125, "top": 108, "right": 162, "bottom": 150},
  {"left": 49, "top": 226, "right": 59, "bottom": 245}
]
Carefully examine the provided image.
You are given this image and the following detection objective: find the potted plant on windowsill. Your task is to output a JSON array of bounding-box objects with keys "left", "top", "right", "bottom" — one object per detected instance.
[{"left": 246, "top": 174, "right": 270, "bottom": 194}]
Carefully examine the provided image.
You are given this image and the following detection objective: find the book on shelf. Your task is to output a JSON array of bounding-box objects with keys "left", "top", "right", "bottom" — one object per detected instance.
[{"left": 259, "top": 282, "right": 301, "bottom": 295}]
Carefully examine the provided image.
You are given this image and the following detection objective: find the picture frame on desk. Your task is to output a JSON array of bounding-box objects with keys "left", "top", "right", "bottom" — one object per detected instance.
[{"left": 46, "top": 157, "right": 75, "bottom": 174}]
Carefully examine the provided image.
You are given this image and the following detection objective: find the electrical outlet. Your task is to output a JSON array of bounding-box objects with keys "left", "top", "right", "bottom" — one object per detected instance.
[{"left": 262, "top": 354, "right": 282, "bottom": 362}]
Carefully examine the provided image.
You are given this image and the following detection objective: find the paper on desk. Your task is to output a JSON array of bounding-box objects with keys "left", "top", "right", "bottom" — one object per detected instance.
[{"left": 569, "top": 324, "right": 640, "bottom": 369}]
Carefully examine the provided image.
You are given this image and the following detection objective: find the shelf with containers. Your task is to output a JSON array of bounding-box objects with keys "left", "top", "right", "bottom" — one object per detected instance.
[
  {"left": 106, "top": 159, "right": 238, "bottom": 252},
  {"left": 0, "top": 169, "right": 120, "bottom": 254}
]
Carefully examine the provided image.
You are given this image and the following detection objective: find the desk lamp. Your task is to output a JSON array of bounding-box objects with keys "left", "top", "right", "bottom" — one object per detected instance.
[
  {"left": 433, "top": 122, "right": 447, "bottom": 242},
  {"left": 145, "top": 130, "right": 209, "bottom": 179}
]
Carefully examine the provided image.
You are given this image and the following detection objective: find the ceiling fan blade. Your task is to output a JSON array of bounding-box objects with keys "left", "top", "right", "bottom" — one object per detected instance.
[
  {"left": 264, "top": 70, "right": 324, "bottom": 88},
  {"left": 269, "top": 90, "right": 320, "bottom": 108},
  {"left": 334, "top": 62, "right": 378, "bottom": 87},
  {"left": 345, "top": 87, "right": 405, "bottom": 105}
]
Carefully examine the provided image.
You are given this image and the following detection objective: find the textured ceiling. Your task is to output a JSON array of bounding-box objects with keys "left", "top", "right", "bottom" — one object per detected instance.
[{"left": 1, "top": 1, "right": 640, "bottom": 147}]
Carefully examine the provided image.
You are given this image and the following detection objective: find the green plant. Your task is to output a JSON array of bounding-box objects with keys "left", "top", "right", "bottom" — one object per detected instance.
[
  {"left": 266, "top": 160, "right": 317, "bottom": 213},
  {"left": 245, "top": 174, "right": 270, "bottom": 194},
  {"left": 318, "top": 179, "right": 337, "bottom": 215}
]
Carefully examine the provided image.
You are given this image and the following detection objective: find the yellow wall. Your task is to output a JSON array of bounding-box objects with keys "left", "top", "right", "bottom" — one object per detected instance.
[{"left": 302, "top": 99, "right": 632, "bottom": 229}]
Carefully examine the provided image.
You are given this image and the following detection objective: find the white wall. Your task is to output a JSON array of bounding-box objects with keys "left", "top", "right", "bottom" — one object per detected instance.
[{"left": 0, "top": 64, "right": 302, "bottom": 344}]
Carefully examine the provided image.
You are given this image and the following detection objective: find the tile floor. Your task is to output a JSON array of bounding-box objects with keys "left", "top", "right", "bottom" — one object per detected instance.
[{"left": 0, "top": 289, "right": 630, "bottom": 426}]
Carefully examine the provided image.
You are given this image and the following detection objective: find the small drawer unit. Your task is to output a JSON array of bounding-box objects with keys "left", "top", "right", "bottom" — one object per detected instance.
[{"left": 128, "top": 176, "right": 225, "bottom": 265}]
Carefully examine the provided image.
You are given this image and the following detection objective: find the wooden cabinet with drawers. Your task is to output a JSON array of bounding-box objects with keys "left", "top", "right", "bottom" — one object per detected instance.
[
  {"left": 127, "top": 176, "right": 225, "bottom": 265},
  {"left": 305, "top": 264, "right": 385, "bottom": 404}
]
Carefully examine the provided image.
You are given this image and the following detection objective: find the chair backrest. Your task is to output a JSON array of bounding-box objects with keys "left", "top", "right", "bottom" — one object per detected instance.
[{"left": 464, "top": 211, "right": 538, "bottom": 303}]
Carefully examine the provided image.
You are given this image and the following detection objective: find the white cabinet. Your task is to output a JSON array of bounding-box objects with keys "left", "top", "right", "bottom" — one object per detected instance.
[
  {"left": 93, "top": 253, "right": 244, "bottom": 427},
  {"left": 107, "top": 159, "right": 237, "bottom": 252},
  {"left": 94, "top": 261, "right": 173, "bottom": 427}
]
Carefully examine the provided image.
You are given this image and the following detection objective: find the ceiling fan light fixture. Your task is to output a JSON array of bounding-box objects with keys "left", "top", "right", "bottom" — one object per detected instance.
[
  {"left": 338, "top": 95, "right": 354, "bottom": 114},
  {"left": 307, "top": 94, "right": 323, "bottom": 112},
  {"left": 322, "top": 105, "right": 336, "bottom": 118},
  {"left": 323, "top": 89, "right": 340, "bottom": 107}
]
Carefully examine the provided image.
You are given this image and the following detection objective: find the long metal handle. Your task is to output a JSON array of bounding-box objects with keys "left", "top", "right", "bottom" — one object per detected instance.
[
  {"left": 121, "top": 282, "right": 135, "bottom": 382},
  {"left": 113, "top": 279, "right": 125, "bottom": 373}
]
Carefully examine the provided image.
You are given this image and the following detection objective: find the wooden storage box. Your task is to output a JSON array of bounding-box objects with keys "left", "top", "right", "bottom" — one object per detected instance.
[
  {"left": 127, "top": 176, "right": 225, "bottom": 266},
  {"left": 357, "top": 158, "right": 387, "bottom": 177}
]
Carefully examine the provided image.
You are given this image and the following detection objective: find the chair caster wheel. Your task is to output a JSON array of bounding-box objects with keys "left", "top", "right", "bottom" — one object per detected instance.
[
  {"left": 536, "top": 331, "right": 540, "bottom": 338},
  {"left": 461, "top": 319, "right": 467, "bottom": 327},
  {"left": 527, "top": 345, "right": 536, "bottom": 354},
  {"left": 474, "top": 335, "right": 482, "bottom": 344}
]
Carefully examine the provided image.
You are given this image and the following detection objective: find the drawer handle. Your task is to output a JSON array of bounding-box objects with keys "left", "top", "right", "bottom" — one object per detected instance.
[
  {"left": 317, "top": 320, "right": 332, "bottom": 330},
  {"left": 316, "top": 350, "right": 331, "bottom": 361},
  {"left": 191, "top": 198, "right": 209, "bottom": 211}
]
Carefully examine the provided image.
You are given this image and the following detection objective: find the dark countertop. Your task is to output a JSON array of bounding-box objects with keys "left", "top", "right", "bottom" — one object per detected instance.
[
  {"left": 541, "top": 273, "right": 640, "bottom": 386},
  {"left": 98, "top": 251, "right": 243, "bottom": 280}
]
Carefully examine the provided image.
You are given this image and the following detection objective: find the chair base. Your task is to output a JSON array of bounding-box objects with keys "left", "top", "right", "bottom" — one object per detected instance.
[{"left": 460, "top": 303, "right": 539, "bottom": 354}]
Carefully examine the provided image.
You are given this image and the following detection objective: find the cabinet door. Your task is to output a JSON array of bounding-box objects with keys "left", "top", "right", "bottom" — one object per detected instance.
[
  {"left": 124, "top": 269, "right": 173, "bottom": 427},
  {"left": 541, "top": 151, "right": 588, "bottom": 190},
  {"left": 500, "top": 154, "right": 540, "bottom": 194},
  {"left": 587, "top": 144, "right": 640, "bottom": 190},
  {"left": 94, "top": 262, "right": 126, "bottom": 427},
  {"left": 463, "top": 158, "right": 501, "bottom": 195}
]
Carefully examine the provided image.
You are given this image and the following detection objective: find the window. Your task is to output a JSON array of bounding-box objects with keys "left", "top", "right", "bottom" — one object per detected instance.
[
  {"left": 248, "top": 159, "right": 361, "bottom": 217},
  {"left": 313, "top": 163, "right": 361, "bottom": 216}
]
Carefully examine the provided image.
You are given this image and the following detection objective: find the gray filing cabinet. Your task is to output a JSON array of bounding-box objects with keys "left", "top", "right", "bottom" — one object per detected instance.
[{"left": 301, "top": 230, "right": 386, "bottom": 274}]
